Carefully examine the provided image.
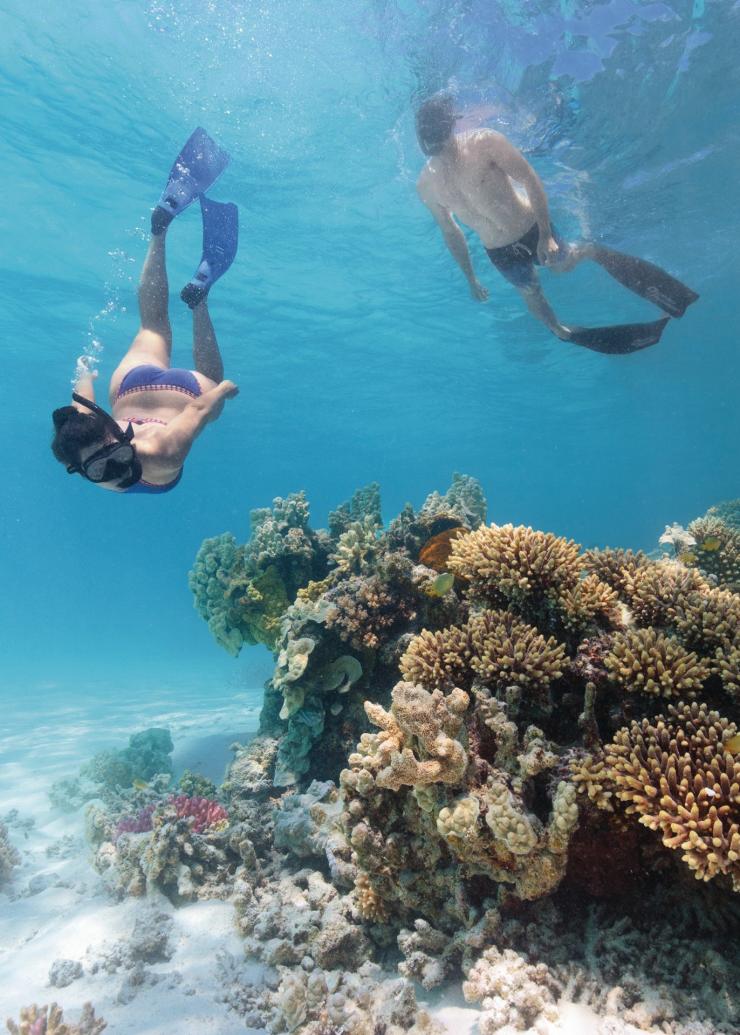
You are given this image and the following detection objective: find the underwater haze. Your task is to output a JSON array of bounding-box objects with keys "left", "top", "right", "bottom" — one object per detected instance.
[
  {"left": 3, "top": 2, "right": 740, "bottom": 1033},
  {"left": 1, "top": 2, "right": 738, "bottom": 687}
]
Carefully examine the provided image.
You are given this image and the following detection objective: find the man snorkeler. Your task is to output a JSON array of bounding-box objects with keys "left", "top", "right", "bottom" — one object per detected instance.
[
  {"left": 52, "top": 128, "right": 240, "bottom": 493},
  {"left": 415, "top": 94, "right": 698, "bottom": 354}
]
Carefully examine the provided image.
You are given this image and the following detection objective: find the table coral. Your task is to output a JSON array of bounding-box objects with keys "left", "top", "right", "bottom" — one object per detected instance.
[{"left": 606, "top": 702, "right": 740, "bottom": 889}]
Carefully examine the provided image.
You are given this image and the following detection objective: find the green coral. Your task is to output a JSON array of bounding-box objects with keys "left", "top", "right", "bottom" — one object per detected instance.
[
  {"left": 189, "top": 494, "right": 330, "bottom": 656},
  {"left": 178, "top": 769, "right": 217, "bottom": 798},
  {"left": 81, "top": 728, "right": 173, "bottom": 791}
]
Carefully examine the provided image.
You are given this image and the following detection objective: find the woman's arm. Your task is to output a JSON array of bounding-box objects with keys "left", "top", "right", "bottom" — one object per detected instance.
[
  {"left": 71, "top": 371, "right": 96, "bottom": 413},
  {"left": 158, "top": 380, "right": 239, "bottom": 467}
]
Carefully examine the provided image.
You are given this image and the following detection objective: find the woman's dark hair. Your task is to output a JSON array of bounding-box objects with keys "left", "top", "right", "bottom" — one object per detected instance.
[
  {"left": 415, "top": 93, "right": 457, "bottom": 155},
  {"left": 51, "top": 406, "right": 108, "bottom": 467}
]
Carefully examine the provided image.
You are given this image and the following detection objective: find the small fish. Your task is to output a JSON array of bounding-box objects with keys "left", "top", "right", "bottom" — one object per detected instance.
[
  {"left": 724, "top": 733, "right": 740, "bottom": 754},
  {"left": 419, "top": 526, "right": 467, "bottom": 571},
  {"left": 678, "top": 551, "right": 697, "bottom": 566},
  {"left": 426, "top": 572, "right": 455, "bottom": 597},
  {"left": 132, "top": 778, "right": 149, "bottom": 791},
  {"left": 700, "top": 537, "right": 722, "bottom": 552}
]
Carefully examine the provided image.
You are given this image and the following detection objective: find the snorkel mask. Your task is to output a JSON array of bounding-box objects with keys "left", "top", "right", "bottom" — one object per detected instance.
[{"left": 67, "top": 393, "right": 143, "bottom": 488}]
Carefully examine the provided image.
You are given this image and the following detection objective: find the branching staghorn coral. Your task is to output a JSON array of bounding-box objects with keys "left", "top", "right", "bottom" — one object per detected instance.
[
  {"left": 582, "top": 546, "right": 650, "bottom": 596},
  {"left": 447, "top": 523, "right": 582, "bottom": 613},
  {"left": 620, "top": 560, "right": 709, "bottom": 627},
  {"left": 6, "top": 1003, "right": 106, "bottom": 1035},
  {"left": 399, "top": 611, "right": 565, "bottom": 709},
  {"left": 556, "top": 573, "right": 623, "bottom": 637},
  {"left": 604, "top": 628, "right": 710, "bottom": 698},
  {"left": 671, "top": 587, "right": 740, "bottom": 656},
  {"left": 605, "top": 702, "right": 740, "bottom": 889}
]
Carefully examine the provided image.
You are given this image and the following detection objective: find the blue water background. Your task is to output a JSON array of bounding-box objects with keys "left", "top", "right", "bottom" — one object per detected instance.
[{"left": 1, "top": 0, "right": 738, "bottom": 694}]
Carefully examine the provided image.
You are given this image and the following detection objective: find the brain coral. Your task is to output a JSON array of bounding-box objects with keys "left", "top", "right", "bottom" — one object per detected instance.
[{"left": 606, "top": 702, "right": 740, "bottom": 889}]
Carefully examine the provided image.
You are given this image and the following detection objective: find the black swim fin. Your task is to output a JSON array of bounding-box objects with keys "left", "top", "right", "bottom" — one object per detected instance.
[
  {"left": 591, "top": 246, "right": 699, "bottom": 318},
  {"left": 568, "top": 316, "right": 670, "bottom": 355}
]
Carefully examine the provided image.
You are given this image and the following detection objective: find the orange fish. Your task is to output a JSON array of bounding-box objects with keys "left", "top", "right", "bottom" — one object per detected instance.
[{"left": 419, "top": 526, "right": 467, "bottom": 571}]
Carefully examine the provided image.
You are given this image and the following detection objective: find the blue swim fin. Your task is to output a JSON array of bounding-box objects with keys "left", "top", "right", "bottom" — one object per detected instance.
[
  {"left": 568, "top": 316, "right": 670, "bottom": 354},
  {"left": 180, "top": 196, "right": 239, "bottom": 309},
  {"left": 151, "top": 127, "right": 230, "bottom": 235}
]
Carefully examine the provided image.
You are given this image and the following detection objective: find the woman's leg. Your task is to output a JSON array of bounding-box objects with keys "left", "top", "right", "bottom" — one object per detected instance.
[
  {"left": 192, "top": 301, "right": 224, "bottom": 383},
  {"left": 109, "top": 233, "right": 173, "bottom": 401}
]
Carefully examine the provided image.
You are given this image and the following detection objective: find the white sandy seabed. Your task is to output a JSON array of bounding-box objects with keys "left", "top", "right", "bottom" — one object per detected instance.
[{"left": 0, "top": 680, "right": 607, "bottom": 1035}]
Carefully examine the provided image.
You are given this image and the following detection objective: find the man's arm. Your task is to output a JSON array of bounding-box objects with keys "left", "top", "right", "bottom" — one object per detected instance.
[
  {"left": 417, "top": 186, "right": 489, "bottom": 302},
  {"left": 158, "top": 380, "right": 239, "bottom": 468},
  {"left": 484, "top": 132, "right": 559, "bottom": 264}
]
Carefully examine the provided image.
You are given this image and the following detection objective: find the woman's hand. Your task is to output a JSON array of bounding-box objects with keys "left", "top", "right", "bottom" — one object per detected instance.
[{"left": 219, "top": 380, "right": 239, "bottom": 399}]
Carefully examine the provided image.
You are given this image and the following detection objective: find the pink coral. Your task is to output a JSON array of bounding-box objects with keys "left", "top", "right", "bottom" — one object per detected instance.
[
  {"left": 114, "top": 804, "right": 155, "bottom": 841},
  {"left": 169, "top": 795, "right": 228, "bottom": 833}
]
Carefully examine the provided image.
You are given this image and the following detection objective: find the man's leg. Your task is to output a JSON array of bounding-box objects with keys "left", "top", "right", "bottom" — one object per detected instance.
[
  {"left": 192, "top": 301, "right": 224, "bottom": 383},
  {"left": 518, "top": 275, "right": 572, "bottom": 340},
  {"left": 109, "top": 233, "right": 173, "bottom": 401}
]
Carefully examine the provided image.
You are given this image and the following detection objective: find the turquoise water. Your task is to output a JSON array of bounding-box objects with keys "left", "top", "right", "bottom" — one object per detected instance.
[{"left": 1, "top": 0, "right": 738, "bottom": 692}]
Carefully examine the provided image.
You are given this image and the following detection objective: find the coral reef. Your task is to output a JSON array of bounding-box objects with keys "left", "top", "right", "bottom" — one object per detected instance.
[
  {"left": 0, "top": 820, "right": 20, "bottom": 885},
  {"left": 177, "top": 482, "right": 740, "bottom": 1033},
  {"left": 6, "top": 1004, "right": 105, "bottom": 1035}
]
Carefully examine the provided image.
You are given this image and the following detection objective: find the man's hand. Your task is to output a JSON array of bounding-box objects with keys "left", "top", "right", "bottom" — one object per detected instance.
[
  {"left": 219, "top": 380, "right": 239, "bottom": 399},
  {"left": 469, "top": 279, "right": 489, "bottom": 302},
  {"left": 537, "top": 232, "right": 560, "bottom": 266}
]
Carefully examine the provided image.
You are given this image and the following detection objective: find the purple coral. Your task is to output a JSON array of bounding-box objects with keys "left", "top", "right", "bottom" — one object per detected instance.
[
  {"left": 114, "top": 804, "right": 155, "bottom": 841},
  {"left": 169, "top": 795, "right": 228, "bottom": 833}
]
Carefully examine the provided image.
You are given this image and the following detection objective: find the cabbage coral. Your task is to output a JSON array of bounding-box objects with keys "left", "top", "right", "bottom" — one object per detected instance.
[
  {"left": 605, "top": 702, "right": 740, "bottom": 889},
  {"left": 604, "top": 628, "right": 710, "bottom": 698},
  {"left": 447, "top": 523, "right": 582, "bottom": 610}
]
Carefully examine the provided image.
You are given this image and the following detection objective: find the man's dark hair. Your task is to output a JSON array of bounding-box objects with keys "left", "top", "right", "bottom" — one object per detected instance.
[
  {"left": 51, "top": 406, "right": 108, "bottom": 467},
  {"left": 415, "top": 93, "right": 457, "bottom": 155}
]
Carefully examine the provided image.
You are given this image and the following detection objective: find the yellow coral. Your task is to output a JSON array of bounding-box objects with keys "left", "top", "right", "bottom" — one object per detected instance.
[
  {"left": 606, "top": 702, "right": 740, "bottom": 890},
  {"left": 604, "top": 628, "right": 710, "bottom": 698},
  {"left": 447, "top": 523, "right": 582, "bottom": 607},
  {"left": 571, "top": 753, "right": 616, "bottom": 811},
  {"left": 399, "top": 610, "right": 565, "bottom": 703}
]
